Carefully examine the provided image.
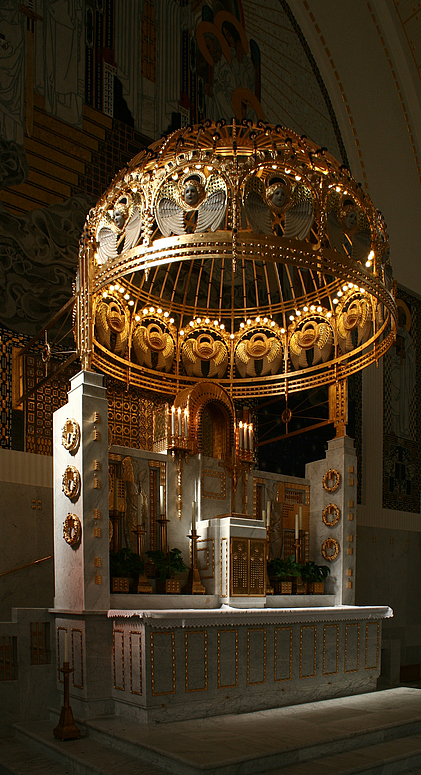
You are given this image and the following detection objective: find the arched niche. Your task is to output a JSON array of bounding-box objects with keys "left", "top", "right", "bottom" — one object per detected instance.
[{"left": 174, "top": 381, "right": 235, "bottom": 459}]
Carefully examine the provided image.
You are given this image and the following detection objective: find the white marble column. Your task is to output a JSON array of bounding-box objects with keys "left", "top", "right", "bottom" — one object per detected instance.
[
  {"left": 306, "top": 435, "right": 357, "bottom": 605},
  {"left": 53, "top": 371, "right": 110, "bottom": 612}
]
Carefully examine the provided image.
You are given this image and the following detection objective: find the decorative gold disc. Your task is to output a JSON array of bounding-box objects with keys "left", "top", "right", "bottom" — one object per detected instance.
[
  {"left": 62, "top": 465, "right": 81, "bottom": 500},
  {"left": 322, "top": 468, "right": 341, "bottom": 493},
  {"left": 321, "top": 538, "right": 340, "bottom": 561},
  {"left": 322, "top": 503, "right": 341, "bottom": 527},
  {"left": 61, "top": 418, "right": 80, "bottom": 452},
  {"left": 63, "top": 513, "right": 81, "bottom": 546}
]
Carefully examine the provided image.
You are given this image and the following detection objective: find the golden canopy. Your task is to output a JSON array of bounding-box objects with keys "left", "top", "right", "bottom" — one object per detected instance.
[{"left": 75, "top": 120, "right": 396, "bottom": 399}]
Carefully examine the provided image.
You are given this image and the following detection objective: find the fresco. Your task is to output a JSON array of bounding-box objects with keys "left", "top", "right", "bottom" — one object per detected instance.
[{"left": 383, "top": 289, "right": 421, "bottom": 512}]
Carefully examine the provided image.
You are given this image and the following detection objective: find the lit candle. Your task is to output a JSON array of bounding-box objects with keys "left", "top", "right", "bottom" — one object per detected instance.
[
  {"left": 184, "top": 408, "right": 188, "bottom": 439},
  {"left": 192, "top": 500, "right": 196, "bottom": 531},
  {"left": 299, "top": 504, "right": 302, "bottom": 531},
  {"left": 266, "top": 500, "right": 271, "bottom": 527},
  {"left": 64, "top": 631, "right": 69, "bottom": 664},
  {"left": 171, "top": 406, "right": 175, "bottom": 436},
  {"left": 244, "top": 423, "right": 248, "bottom": 451},
  {"left": 160, "top": 485, "right": 164, "bottom": 515},
  {"left": 262, "top": 509, "right": 266, "bottom": 524},
  {"left": 178, "top": 406, "right": 182, "bottom": 437},
  {"left": 295, "top": 513, "right": 299, "bottom": 540},
  {"left": 248, "top": 423, "right": 253, "bottom": 451},
  {"left": 239, "top": 421, "right": 243, "bottom": 449}
]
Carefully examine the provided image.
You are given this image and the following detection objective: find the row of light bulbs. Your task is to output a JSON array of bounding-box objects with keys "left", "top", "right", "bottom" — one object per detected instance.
[{"left": 102, "top": 281, "right": 369, "bottom": 334}]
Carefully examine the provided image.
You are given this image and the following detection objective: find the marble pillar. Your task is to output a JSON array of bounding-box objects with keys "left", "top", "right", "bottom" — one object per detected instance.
[
  {"left": 53, "top": 371, "right": 110, "bottom": 612},
  {"left": 306, "top": 435, "right": 357, "bottom": 605}
]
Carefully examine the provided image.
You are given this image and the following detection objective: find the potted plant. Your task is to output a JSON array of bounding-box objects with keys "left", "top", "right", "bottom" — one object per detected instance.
[
  {"left": 110, "top": 548, "right": 144, "bottom": 593},
  {"left": 301, "top": 561, "right": 330, "bottom": 594},
  {"left": 146, "top": 548, "right": 188, "bottom": 594},
  {"left": 267, "top": 555, "right": 302, "bottom": 594}
]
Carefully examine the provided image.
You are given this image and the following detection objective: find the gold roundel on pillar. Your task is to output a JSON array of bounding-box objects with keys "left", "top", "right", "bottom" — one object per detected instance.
[
  {"left": 62, "top": 466, "right": 81, "bottom": 500},
  {"left": 322, "top": 503, "right": 341, "bottom": 527},
  {"left": 322, "top": 469, "right": 341, "bottom": 493},
  {"left": 321, "top": 538, "right": 340, "bottom": 561},
  {"left": 63, "top": 513, "right": 82, "bottom": 546},
  {"left": 61, "top": 418, "right": 80, "bottom": 452}
]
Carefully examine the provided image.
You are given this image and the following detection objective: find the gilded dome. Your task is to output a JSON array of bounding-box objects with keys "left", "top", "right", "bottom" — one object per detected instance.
[{"left": 76, "top": 120, "right": 396, "bottom": 398}]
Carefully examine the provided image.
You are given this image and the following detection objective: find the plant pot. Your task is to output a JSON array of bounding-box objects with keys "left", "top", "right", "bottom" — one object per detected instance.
[
  {"left": 156, "top": 579, "right": 181, "bottom": 594},
  {"left": 273, "top": 580, "right": 293, "bottom": 594},
  {"left": 293, "top": 576, "right": 307, "bottom": 594},
  {"left": 111, "top": 577, "right": 130, "bottom": 593},
  {"left": 308, "top": 581, "right": 324, "bottom": 594}
]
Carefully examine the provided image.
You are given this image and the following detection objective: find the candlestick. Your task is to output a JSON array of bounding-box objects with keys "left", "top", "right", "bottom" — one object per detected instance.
[
  {"left": 53, "top": 662, "right": 80, "bottom": 740},
  {"left": 171, "top": 406, "right": 175, "bottom": 436}
]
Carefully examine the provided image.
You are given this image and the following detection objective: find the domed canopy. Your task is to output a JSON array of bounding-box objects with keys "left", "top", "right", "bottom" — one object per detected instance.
[{"left": 76, "top": 120, "right": 396, "bottom": 398}]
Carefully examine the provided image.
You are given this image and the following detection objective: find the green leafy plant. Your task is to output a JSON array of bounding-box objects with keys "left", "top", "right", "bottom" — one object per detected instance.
[
  {"left": 300, "top": 561, "right": 330, "bottom": 583},
  {"left": 109, "top": 548, "right": 144, "bottom": 578},
  {"left": 267, "top": 555, "right": 302, "bottom": 580},
  {"left": 146, "top": 549, "right": 188, "bottom": 582}
]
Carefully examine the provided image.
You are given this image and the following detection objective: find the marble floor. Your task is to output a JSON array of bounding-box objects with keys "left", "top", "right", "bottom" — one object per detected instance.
[{"left": 3, "top": 687, "right": 421, "bottom": 775}]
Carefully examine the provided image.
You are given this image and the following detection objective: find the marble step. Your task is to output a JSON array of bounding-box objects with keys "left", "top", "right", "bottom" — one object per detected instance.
[
  {"left": 9, "top": 716, "right": 421, "bottom": 775},
  {"left": 262, "top": 733, "right": 421, "bottom": 774},
  {"left": 2, "top": 725, "right": 167, "bottom": 775}
]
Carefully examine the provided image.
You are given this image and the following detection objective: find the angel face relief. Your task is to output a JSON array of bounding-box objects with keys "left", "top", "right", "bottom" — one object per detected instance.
[
  {"left": 96, "top": 194, "right": 142, "bottom": 265},
  {"left": 243, "top": 173, "right": 315, "bottom": 241},
  {"left": 184, "top": 181, "right": 200, "bottom": 206},
  {"left": 155, "top": 173, "right": 227, "bottom": 237}
]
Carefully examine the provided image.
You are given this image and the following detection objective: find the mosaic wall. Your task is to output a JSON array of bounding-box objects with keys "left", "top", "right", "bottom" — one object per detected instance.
[
  {"left": 107, "top": 379, "right": 166, "bottom": 452},
  {"left": 383, "top": 287, "right": 421, "bottom": 512}
]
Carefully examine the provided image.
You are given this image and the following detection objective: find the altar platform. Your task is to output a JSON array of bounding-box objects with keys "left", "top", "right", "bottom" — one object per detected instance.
[{"left": 4, "top": 687, "right": 421, "bottom": 775}]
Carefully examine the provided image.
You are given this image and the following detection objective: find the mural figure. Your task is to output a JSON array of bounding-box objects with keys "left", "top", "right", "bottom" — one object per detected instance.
[{"left": 390, "top": 301, "right": 416, "bottom": 439}]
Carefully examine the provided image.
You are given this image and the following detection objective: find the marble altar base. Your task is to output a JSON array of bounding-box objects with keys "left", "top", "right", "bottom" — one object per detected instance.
[{"left": 106, "top": 604, "right": 391, "bottom": 723}]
